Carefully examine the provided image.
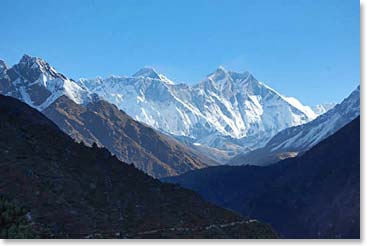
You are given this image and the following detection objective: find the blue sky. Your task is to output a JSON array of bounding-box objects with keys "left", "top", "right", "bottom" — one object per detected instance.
[{"left": 0, "top": 0, "right": 359, "bottom": 105}]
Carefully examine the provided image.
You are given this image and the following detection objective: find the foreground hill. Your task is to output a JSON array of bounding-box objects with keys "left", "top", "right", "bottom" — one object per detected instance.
[
  {"left": 43, "top": 96, "right": 212, "bottom": 178},
  {"left": 164, "top": 116, "right": 360, "bottom": 238},
  {"left": 0, "top": 95, "right": 276, "bottom": 239}
]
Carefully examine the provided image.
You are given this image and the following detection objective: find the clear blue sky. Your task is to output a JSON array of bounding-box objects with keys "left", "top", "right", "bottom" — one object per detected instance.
[{"left": 0, "top": 0, "right": 359, "bottom": 105}]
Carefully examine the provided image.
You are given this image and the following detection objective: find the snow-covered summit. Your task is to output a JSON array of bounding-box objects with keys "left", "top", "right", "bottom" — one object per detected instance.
[
  {"left": 0, "top": 60, "right": 8, "bottom": 73},
  {"left": 0, "top": 55, "right": 91, "bottom": 110},
  {"left": 133, "top": 67, "right": 161, "bottom": 79},
  {"left": 19, "top": 54, "right": 45, "bottom": 67},
  {"left": 311, "top": 103, "right": 337, "bottom": 115},
  {"left": 207, "top": 66, "right": 251, "bottom": 82},
  {"left": 207, "top": 66, "right": 230, "bottom": 81},
  {"left": 18, "top": 55, "right": 64, "bottom": 78},
  {"left": 133, "top": 67, "right": 174, "bottom": 85}
]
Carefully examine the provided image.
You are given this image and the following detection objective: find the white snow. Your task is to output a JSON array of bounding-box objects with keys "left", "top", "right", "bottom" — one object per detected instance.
[
  {"left": 267, "top": 86, "right": 359, "bottom": 154},
  {"left": 79, "top": 66, "right": 319, "bottom": 153},
  {"left": 311, "top": 103, "right": 337, "bottom": 115}
]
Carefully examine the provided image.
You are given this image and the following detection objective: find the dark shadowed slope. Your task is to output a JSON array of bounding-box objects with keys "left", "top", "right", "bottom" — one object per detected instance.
[
  {"left": 164, "top": 116, "right": 360, "bottom": 238},
  {"left": 0, "top": 95, "right": 276, "bottom": 239},
  {"left": 42, "top": 96, "right": 213, "bottom": 178}
]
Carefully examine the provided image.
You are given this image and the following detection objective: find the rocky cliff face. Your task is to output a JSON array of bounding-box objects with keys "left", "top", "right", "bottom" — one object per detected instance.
[{"left": 43, "top": 96, "right": 212, "bottom": 178}]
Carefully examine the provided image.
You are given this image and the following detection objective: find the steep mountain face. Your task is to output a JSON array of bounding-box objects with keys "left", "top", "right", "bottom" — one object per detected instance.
[
  {"left": 0, "top": 95, "right": 277, "bottom": 239},
  {"left": 164, "top": 116, "right": 360, "bottom": 239},
  {"left": 0, "top": 55, "right": 91, "bottom": 110},
  {"left": 80, "top": 66, "right": 317, "bottom": 158},
  {"left": 43, "top": 96, "right": 212, "bottom": 178},
  {"left": 133, "top": 67, "right": 174, "bottom": 85},
  {"left": 311, "top": 103, "right": 336, "bottom": 115},
  {"left": 228, "top": 86, "right": 360, "bottom": 166}
]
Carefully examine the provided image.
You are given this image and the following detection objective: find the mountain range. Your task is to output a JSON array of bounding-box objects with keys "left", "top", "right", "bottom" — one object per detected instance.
[
  {"left": 0, "top": 54, "right": 360, "bottom": 239},
  {"left": 0, "top": 54, "right": 334, "bottom": 166},
  {"left": 80, "top": 66, "right": 320, "bottom": 160},
  {"left": 0, "top": 94, "right": 277, "bottom": 238},
  {"left": 164, "top": 116, "right": 360, "bottom": 238},
  {"left": 0, "top": 55, "right": 359, "bottom": 169},
  {"left": 0, "top": 55, "right": 218, "bottom": 178}
]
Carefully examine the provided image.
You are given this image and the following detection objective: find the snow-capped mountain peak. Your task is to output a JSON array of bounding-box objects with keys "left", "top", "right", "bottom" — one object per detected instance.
[
  {"left": 0, "top": 60, "right": 8, "bottom": 73},
  {"left": 19, "top": 54, "right": 43, "bottom": 66},
  {"left": 0, "top": 55, "right": 91, "bottom": 110},
  {"left": 206, "top": 66, "right": 250, "bottom": 84},
  {"left": 133, "top": 67, "right": 160, "bottom": 79},
  {"left": 201, "top": 67, "right": 255, "bottom": 95},
  {"left": 311, "top": 103, "right": 337, "bottom": 115},
  {"left": 208, "top": 66, "right": 254, "bottom": 82},
  {"left": 208, "top": 66, "right": 229, "bottom": 80},
  {"left": 16, "top": 54, "right": 67, "bottom": 82},
  {"left": 19, "top": 54, "right": 50, "bottom": 73},
  {"left": 133, "top": 67, "right": 174, "bottom": 85}
]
